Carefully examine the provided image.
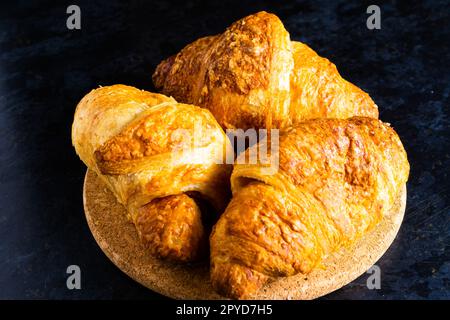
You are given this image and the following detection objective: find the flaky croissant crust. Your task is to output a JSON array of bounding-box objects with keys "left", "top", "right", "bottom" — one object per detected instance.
[
  {"left": 210, "top": 117, "right": 409, "bottom": 299},
  {"left": 153, "top": 11, "right": 378, "bottom": 130},
  {"left": 72, "top": 84, "right": 232, "bottom": 262}
]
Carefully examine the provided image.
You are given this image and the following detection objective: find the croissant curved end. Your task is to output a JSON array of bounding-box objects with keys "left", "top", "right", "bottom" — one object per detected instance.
[{"left": 210, "top": 261, "right": 268, "bottom": 299}]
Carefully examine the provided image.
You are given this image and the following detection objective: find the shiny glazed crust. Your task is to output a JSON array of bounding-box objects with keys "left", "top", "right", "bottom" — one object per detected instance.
[
  {"left": 210, "top": 117, "right": 409, "bottom": 299},
  {"left": 153, "top": 11, "right": 378, "bottom": 130}
]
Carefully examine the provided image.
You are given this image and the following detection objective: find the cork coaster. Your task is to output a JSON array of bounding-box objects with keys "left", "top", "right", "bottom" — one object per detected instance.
[{"left": 83, "top": 169, "right": 406, "bottom": 300}]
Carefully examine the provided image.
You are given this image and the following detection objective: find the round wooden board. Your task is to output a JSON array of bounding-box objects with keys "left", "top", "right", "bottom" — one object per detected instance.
[{"left": 83, "top": 169, "right": 406, "bottom": 300}]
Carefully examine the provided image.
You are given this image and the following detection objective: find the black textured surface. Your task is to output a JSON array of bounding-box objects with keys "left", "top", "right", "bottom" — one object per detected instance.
[{"left": 0, "top": 0, "right": 449, "bottom": 299}]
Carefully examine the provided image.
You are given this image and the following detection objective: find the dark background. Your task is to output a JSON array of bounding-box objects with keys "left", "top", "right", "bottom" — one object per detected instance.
[{"left": 0, "top": 0, "right": 449, "bottom": 299}]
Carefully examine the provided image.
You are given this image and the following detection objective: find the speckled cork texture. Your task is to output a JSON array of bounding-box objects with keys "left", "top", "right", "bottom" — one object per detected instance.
[{"left": 83, "top": 169, "right": 407, "bottom": 300}]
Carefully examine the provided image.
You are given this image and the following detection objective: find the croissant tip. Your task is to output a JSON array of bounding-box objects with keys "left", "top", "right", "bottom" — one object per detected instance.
[
  {"left": 211, "top": 262, "right": 267, "bottom": 299},
  {"left": 153, "top": 55, "right": 176, "bottom": 90}
]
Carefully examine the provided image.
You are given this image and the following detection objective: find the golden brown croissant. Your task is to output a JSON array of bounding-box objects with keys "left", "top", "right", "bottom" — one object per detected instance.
[
  {"left": 210, "top": 117, "right": 409, "bottom": 299},
  {"left": 72, "top": 84, "right": 232, "bottom": 262},
  {"left": 153, "top": 11, "right": 378, "bottom": 130}
]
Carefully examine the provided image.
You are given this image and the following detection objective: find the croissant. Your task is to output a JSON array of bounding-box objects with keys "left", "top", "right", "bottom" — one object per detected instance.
[
  {"left": 72, "top": 84, "right": 232, "bottom": 262},
  {"left": 153, "top": 11, "right": 378, "bottom": 130},
  {"left": 210, "top": 117, "right": 409, "bottom": 299}
]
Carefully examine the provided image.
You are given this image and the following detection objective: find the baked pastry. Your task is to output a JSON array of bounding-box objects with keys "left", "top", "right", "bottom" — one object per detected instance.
[
  {"left": 72, "top": 84, "right": 232, "bottom": 262},
  {"left": 210, "top": 117, "right": 409, "bottom": 299},
  {"left": 153, "top": 11, "right": 378, "bottom": 130}
]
